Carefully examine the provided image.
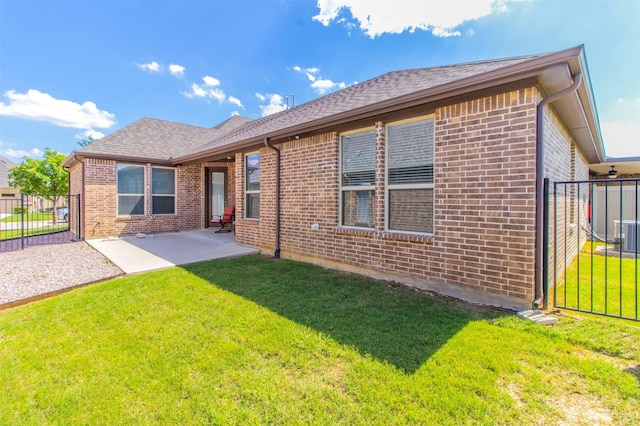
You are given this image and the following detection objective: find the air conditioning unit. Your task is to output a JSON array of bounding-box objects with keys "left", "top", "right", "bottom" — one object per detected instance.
[{"left": 614, "top": 220, "right": 640, "bottom": 253}]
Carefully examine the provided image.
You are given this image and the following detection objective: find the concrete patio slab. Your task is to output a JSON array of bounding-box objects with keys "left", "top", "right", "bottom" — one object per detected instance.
[{"left": 87, "top": 229, "right": 260, "bottom": 274}]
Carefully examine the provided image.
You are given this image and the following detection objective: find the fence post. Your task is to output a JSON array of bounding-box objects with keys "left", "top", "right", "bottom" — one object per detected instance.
[
  {"left": 20, "top": 193, "right": 25, "bottom": 250},
  {"left": 543, "top": 178, "right": 550, "bottom": 308},
  {"left": 75, "top": 194, "right": 81, "bottom": 240}
]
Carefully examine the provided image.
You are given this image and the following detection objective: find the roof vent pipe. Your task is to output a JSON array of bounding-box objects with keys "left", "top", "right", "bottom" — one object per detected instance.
[{"left": 534, "top": 68, "right": 583, "bottom": 309}]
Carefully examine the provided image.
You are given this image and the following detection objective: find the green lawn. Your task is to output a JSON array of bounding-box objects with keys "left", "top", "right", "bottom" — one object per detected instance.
[
  {"left": 555, "top": 242, "right": 639, "bottom": 319},
  {"left": 1, "top": 256, "right": 638, "bottom": 424},
  {"left": 0, "top": 212, "right": 53, "bottom": 222},
  {"left": 0, "top": 211, "right": 67, "bottom": 241},
  {"left": 0, "top": 225, "right": 69, "bottom": 241}
]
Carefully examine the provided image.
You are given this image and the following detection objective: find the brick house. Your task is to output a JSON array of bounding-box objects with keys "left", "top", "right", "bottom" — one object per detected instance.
[
  {"left": 0, "top": 155, "right": 20, "bottom": 215},
  {"left": 63, "top": 46, "right": 604, "bottom": 310}
]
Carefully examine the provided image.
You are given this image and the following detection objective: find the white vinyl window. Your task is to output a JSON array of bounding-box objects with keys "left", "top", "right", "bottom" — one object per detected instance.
[
  {"left": 117, "top": 164, "right": 145, "bottom": 216},
  {"left": 386, "top": 116, "right": 434, "bottom": 233},
  {"left": 245, "top": 152, "right": 260, "bottom": 219},
  {"left": 151, "top": 167, "right": 176, "bottom": 215},
  {"left": 340, "top": 129, "right": 376, "bottom": 228}
]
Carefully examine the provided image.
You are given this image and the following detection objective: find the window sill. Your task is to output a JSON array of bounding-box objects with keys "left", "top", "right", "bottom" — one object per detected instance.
[
  {"left": 335, "top": 227, "right": 375, "bottom": 238},
  {"left": 335, "top": 228, "right": 434, "bottom": 243},
  {"left": 116, "top": 214, "right": 178, "bottom": 221},
  {"left": 116, "top": 215, "right": 146, "bottom": 221},
  {"left": 238, "top": 218, "right": 260, "bottom": 225},
  {"left": 380, "top": 231, "right": 434, "bottom": 244}
]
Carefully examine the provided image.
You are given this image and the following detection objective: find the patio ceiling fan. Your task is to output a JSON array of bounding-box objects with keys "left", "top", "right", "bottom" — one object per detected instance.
[{"left": 607, "top": 165, "right": 617, "bottom": 179}]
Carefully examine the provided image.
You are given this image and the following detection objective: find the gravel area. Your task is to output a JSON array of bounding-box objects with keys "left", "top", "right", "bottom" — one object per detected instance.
[{"left": 0, "top": 241, "right": 123, "bottom": 306}]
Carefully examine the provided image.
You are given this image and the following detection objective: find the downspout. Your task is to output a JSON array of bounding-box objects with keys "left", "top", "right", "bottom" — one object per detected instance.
[
  {"left": 264, "top": 138, "right": 281, "bottom": 259},
  {"left": 534, "top": 71, "right": 582, "bottom": 308}
]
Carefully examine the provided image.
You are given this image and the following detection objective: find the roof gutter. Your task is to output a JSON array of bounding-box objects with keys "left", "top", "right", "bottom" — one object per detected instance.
[
  {"left": 534, "top": 68, "right": 583, "bottom": 308},
  {"left": 264, "top": 137, "right": 281, "bottom": 259},
  {"left": 63, "top": 152, "right": 175, "bottom": 167}
]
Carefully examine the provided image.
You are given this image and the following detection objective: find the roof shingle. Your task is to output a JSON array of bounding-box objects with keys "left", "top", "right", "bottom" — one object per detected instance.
[
  {"left": 77, "top": 115, "right": 254, "bottom": 162},
  {"left": 73, "top": 52, "right": 549, "bottom": 164},
  {"left": 177, "top": 53, "right": 543, "bottom": 159}
]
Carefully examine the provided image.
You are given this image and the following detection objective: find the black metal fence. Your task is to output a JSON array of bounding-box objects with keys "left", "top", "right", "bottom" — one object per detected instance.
[
  {"left": 549, "top": 178, "right": 639, "bottom": 320},
  {"left": 0, "top": 194, "right": 81, "bottom": 252}
]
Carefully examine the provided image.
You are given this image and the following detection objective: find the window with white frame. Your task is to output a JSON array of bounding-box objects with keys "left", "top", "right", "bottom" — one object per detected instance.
[
  {"left": 245, "top": 153, "right": 260, "bottom": 219},
  {"left": 340, "top": 129, "right": 376, "bottom": 228},
  {"left": 117, "top": 164, "right": 145, "bottom": 216},
  {"left": 151, "top": 167, "right": 176, "bottom": 215},
  {"left": 386, "top": 116, "right": 434, "bottom": 233}
]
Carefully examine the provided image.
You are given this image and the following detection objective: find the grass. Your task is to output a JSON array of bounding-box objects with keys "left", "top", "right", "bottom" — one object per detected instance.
[
  {"left": 0, "top": 225, "right": 69, "bottom": 241},
  {"left": 555, "top": 241, "right": 639, "bottom": 319},
  {"left": 0, "top": 212, "right": 67, "bottom": 241},
  {"left": 0, "top": 212, "right": 53, "bottom": 222},
  {"left": 1, "top": 255, "right": 638, "bottom": 424}
]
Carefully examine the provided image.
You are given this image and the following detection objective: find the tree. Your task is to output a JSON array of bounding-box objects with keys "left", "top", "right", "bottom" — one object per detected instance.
[
  {"left": 78, "top": 135, "right": 95, "bottom": 148},
  {"left": 8, "top": 148, "right": 68, "bottom": 224}
]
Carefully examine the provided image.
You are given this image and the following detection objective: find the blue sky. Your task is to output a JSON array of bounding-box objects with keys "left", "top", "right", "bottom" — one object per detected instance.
[{"left": 1, "top": 0, "right": 639, "bottom": 162}]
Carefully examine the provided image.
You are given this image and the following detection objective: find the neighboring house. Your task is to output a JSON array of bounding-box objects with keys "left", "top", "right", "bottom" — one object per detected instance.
[
  {"left": 586, "top": 158, "right": 640, "bottom": 241},
  {"left": 0, "top": 155, "right": 20, "bottom": 215},
  {"left": 63, "top": 45, "right": 605, "bottom": 310}
]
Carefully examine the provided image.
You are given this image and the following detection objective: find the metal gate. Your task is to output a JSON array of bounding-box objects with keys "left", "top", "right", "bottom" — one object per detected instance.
[
  {"left": 548, "top": 178, "right": 639, "bottom": 320},
  {"left": 0, "top": 194, "right": 81, "bottom": 252}
]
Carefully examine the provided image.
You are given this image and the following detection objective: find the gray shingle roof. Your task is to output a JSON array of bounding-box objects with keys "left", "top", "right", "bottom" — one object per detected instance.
[
  {"left": 178, "top": 53, "right": 544, "bottom": 159},
  {"left": 77, "top": 115, "right": 254, "bottom": 162},
  {"left": 72, "top": 51, "right": 552, "bottom": 164},
  {"left": 0, "top": 155, "right": 17, "bottom": 187}
]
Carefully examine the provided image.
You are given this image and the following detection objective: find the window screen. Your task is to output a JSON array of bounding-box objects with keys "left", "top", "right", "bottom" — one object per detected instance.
[
  {"left": 387, "top": 117, "right": 434, "bottom": 233},
  {"left": 246, "top": 153, "right": 260, "bottom": 219},
  {"left": 151, "top": 167, "right": 175, "bottom": 215},
  {"left": 117, "top": 164, "right": 144, "bottom": 216},
  {"left": 340, "top": 130, "right": 375, "bottom": 228}
]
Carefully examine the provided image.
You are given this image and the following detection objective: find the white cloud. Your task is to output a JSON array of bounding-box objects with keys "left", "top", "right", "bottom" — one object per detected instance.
[
  {"left": 1, "top": 147, "right": 43, "bottom": 160},
  {"left": 293, "top": 65, "right": 320, "bottom": 82},
  {"left": 601, "top": 121, "right": 640, "bottom": 158},
  {"left": 228, "top": 96, "right": 244, "bottom": 108},
  {"left": 182, "top": 76, "right": 226, "bottom": 102},
  {"left": 311, "top": 78, "right": 347, "bottom": 94},
  {"left": 313, "top": 0, "right": 505, "bottom": 38},
  {"left": 75, "top": 129, "right": 105, "bottom": 140},
  {"left": 231, "top": 111, "right": 240, "bottom": 116},
  {"left": 202, "top": 75, "right": 221, "bottom": 87},
  {"left": 137, "top": 61, "right": 162, "bottom": 73},
  {"left": 169, "top": 64, "right": 186, "bottom": 77},
  {"left": 0, "top": 89, "right": 116, "bottom": 129},
  {"left": 293, "top": 66, "right": 346, "bottom": 94},
  {"left": 257, "top": 93, "right": 287, "bottom": 117}
]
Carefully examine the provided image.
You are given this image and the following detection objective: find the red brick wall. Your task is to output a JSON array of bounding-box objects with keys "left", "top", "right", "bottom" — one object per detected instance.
[
  {"left": 76, "top": 158, "right": 234, "bottom": 238},
  {"left": 235, "top": 86, "right": 542, "bottom": 308}
]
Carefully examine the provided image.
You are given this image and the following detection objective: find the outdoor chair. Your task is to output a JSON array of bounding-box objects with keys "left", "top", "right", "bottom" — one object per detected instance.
[{"left": 211, "top": 206, "right": 235, "bottom": 233}]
